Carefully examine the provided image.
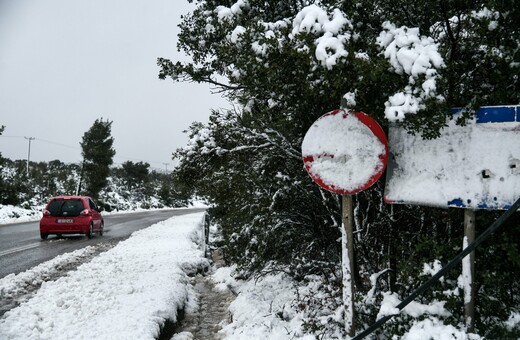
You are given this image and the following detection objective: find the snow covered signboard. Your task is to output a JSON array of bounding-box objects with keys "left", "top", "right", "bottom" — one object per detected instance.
[
  {"left": 302, "top": 109, "right": 388, "bottom": 194},
  {"left": 384, "top": 105, "right": 520, "bottom": 210}
]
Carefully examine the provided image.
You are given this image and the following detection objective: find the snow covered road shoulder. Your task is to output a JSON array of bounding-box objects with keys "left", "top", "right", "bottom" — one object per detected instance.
[{"left": 0, "top": 211, "right": 210, "bottom": 340}]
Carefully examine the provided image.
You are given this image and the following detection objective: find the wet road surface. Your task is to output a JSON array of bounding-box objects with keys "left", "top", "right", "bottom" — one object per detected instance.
[{"left": 0, "top": 208, "right": 205, "bottom": 279}]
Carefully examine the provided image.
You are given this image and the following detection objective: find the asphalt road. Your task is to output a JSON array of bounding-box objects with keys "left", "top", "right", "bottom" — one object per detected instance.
[{"left": 0, "top": 208, "right": 206, "bottom": 279}]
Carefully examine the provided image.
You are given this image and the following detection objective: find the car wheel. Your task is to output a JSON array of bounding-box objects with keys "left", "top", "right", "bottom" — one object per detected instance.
[
  {"left": 99, "top": 222, "right": 104, "bottom": 236},
  {"left": 40, "top": 233, "right": 48, "bottom": 240},
  {"left": 87, "top": 223, "right": 93, "bottom": 239}
]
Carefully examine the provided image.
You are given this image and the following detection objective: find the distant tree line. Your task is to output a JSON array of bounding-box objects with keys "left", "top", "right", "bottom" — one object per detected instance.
[
  {"left": 0, "top": 157, "right": 187, "bottom": 210},
  {"left": 0, "top": 119, "right": 187, "bottom": 210}
]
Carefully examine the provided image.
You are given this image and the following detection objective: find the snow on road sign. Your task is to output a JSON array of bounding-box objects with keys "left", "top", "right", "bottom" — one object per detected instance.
[
  {"left": 302, "top": 109, "right": 388, "bottom": 194},
  {"left": 384, "top": 105, "right": 520, "bottom": 210}
]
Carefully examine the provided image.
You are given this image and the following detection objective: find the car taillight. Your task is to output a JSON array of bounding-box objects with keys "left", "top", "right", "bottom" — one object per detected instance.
[
  {"left": 80, "top": 209, "right": 90, "bottom": 216},
  {"left": 43, "top": 209, "right": 51, "bottom": 216}
]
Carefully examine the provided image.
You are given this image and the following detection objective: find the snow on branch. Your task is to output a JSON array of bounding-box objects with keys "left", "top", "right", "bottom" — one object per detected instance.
[
  {"left": 291, "top": 5, "right": 350, "bottom": 36},
  {"left": 377, "top": 22, "right": 445, "bottom": 121},
  {"left": 215, "top": 0, "right": 250, "bottom": 22},
  {"left": 291, "top": 4, "right": 353, "bottom": 69}
]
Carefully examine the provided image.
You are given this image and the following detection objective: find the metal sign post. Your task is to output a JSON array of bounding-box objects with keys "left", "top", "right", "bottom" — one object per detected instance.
[
  {"left": 302, "top": 109, "right": 388, "bottom": 337},
  {"left": 342, "top": 194, "right": 356, "bottom": 336},
  {"left": 463, "top": 209, "right": 476, "bottom": 332}
]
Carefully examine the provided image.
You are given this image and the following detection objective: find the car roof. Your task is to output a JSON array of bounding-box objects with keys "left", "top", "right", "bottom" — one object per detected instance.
[{"left": 50, "top": 196, "right": 91, "bottom": 200}]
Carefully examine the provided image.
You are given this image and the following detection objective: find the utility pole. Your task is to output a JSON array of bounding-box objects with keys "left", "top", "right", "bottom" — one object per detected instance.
[
  {"left": 162, "top": 162, "right": 169, "bottom": 173},
  {"left": 24, "top": 136, "right": 35, "bottom": 176}
]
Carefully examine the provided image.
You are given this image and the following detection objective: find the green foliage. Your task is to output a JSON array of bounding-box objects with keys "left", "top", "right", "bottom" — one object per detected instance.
[
  {"left": 475, "top": 212, "right": 520, "bottom": 337},
  {"left": 0, "top": 158, "right": 80, "bottom": 205},
  {"left": 80, "top": 118, "right": 116, "bottom": 200},
  {"left": 119, "top": 161, "right": 150, "bottom": 190},
  {"left": 0, "top": 125, "right": 10, "bottom": 204},
  {"left": 0, "top": 159, "right": 27, "bottom": 205}
]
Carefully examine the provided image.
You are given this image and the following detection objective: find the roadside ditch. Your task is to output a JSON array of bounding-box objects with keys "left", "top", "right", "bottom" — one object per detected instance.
[{"left": 160, "top": 248, "right": 236, "bottom": 340}]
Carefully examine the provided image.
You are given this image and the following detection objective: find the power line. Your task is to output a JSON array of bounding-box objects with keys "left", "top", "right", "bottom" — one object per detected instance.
[
  {"left": 1, "top": 135, "right": 80, "bottom": 150},
  {"left": 36, "top": 137, "right": 81, "bottom": 150},
  {"left": 1, "top": 135, "right": 172, "bottom": 167}
]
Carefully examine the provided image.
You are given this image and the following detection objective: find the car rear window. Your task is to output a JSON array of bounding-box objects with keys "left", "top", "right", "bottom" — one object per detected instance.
[{"left": 47, "top": 199, "right": 85, "bottom": 217}]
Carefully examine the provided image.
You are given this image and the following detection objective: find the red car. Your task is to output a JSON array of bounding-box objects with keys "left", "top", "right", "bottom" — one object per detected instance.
[{"left": 40, "top": 196, "right": 104, "bottom": 240}]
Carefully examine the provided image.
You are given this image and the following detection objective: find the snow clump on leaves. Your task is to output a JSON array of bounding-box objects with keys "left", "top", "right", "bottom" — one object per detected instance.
[
  {"left": 215, "top": 0, "right": 250, "bottom": 22},
  {"left": 185, "top": 125, "right": 216, "bottom": 157},
  {"left": 377, "top": 22, "right": 445, "bottom": 121},
  {"left": 291, "top": 5, "right": 353, "bottom": 69}
]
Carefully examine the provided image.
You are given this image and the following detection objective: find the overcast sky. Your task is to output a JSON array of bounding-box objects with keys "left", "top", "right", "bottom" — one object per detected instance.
[{"left": 0, "top": 0, "right": 227, "bottom": 171}]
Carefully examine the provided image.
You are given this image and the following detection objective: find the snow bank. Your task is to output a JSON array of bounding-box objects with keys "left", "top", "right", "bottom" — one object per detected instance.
[
  {"left": 0, "top": 204, "right": 42, "bottom": 224},
  {"left": 0, "top": 212, "right": 209, "bottom": 340},
  {"left": 401, "top": 317, "right": 475, "bottom": 340},
  {"left": 214, "top": 269, "right": 315, "bottom": 340},
  {"left": 0, "top": 246, "right": 99, "bottom": 298}
]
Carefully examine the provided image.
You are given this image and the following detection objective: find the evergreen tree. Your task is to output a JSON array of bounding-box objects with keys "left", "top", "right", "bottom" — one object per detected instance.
[
  {"left": 80, "top": 118, "right": 116, "bottom": 200},
  {"left": 0, "top": 127, "right": 26, "bottom": 205},
  {"left": 120, "top": 161, "right": 150, "bottom": 190},
  {"left": 0, "top": 125, "right": 11, "bottom": 204}
]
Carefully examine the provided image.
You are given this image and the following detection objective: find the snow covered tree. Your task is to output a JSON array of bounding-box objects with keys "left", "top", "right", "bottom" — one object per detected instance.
[
  {"left": 160, "top": 0, "right": 518, "bottom": 137},
  {"left": 0, "top": 125, "right": 16, "bottom": 205},
  {"left": 160, "top": 1, "right": 520, "bottom": 337},
  {"left": 80, "top": 118, "right": 116, "bottom": 200}
]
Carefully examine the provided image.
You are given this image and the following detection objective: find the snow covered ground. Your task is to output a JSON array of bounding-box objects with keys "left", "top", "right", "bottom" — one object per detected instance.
[
  {"left": 0, "top": 208, "right": 325, "bottom": 340},
  {"left": 212, "top": 268, "right": 340, "bottom": 340},
  {"left": 0, "top": 212, "right": 210, "bottom": 339},
  {"left": 0, "top": 207, "right": 506, "bottom": 339},
  {"left": 0, "top": 204, "right": 44, "bottom": 224}
]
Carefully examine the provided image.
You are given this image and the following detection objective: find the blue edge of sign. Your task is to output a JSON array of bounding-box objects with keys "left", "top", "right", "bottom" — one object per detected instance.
[
  {"left": 448, "top": 106, "right": 519, "bottom": 209},
  {"left": 451, "top": 105, "right": 520, "bottom": 124},
  {"left": 447, "top": 198, "right": 511, "bottom": 210}
]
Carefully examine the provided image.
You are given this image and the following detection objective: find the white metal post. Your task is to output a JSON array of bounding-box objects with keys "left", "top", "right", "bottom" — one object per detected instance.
[
  {"left": 463, "top": 209, "right": 476, "bottom": 332},
  {"left": 342, "top": 194, "right": 356, "bottom": 336}
]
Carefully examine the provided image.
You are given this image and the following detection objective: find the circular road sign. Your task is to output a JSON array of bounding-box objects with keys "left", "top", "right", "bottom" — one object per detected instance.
[{"left": 302, "top": 109, "right": 388, "bottom": 194}]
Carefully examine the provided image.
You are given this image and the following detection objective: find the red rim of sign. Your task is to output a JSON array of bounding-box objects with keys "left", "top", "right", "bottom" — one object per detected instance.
[{"left": 303, "top": 109, "right": 389, "bottom": 195}]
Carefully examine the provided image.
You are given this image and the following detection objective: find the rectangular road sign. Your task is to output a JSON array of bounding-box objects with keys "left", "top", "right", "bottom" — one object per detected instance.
[{"left": 384, "top": 106, "right": 520, "bottom": 210}]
